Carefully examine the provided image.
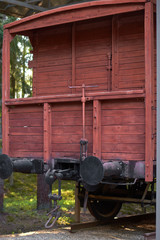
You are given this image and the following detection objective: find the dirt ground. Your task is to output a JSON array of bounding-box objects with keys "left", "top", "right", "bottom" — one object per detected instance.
[
  {"left": 0, "top": 213, "right": 156, "bottom": 240},
  {"left": 0, "top": 211, "right": 156, "bottom": 240}
]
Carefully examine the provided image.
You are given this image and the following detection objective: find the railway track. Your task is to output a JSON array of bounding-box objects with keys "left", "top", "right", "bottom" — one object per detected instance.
[{"left": 70, "top": 212, "right": 155, "bottom": 233}]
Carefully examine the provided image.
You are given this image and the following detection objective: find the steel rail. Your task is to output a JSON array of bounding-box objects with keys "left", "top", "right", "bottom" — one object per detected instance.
[{"left": 70, "top": 212, "right": 155, "bottom": 233}]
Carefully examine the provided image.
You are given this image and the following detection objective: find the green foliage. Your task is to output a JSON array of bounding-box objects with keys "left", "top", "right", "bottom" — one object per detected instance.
[
  {"left": 10, "top": 35, "right": 33, "bottom": 98},
  {"left": 4, "top": 173, "right": 75, "bottom": 228},
  {"left": 0, "top": 14, "right": 33, "bottom": 101}
]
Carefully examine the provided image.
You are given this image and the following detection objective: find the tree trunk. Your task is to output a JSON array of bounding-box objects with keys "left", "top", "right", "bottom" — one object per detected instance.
[{"left": 37, "top": 174, "right": 52, "bottom": 210}]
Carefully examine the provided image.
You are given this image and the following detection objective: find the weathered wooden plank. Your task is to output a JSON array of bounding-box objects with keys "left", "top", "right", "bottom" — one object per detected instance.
[
  {"left": 145, "top": 1, "right": 154, "bottom": 181},
  {"left": 2, "top": 29, "right": 12, "bottom": 155},
  {"left": 118, "top": 68, "right": 145, "bottom": 76},
  {"left": 37, "top": 67, "right": 71, "bottom": 74},
  {"left": 102, "top": 134, "right": 144, "bottom": 144},
  {"left": 10, "top": 142, "right": 43, "bottom": 151},
  {"left": 52, "top": 143, "right": 80, "bottom": 152},
  {"left": 10, "top": 135, "right": 43, "bottom": 143},
  {"left": 118, "top": 43, "right": 144, "bottom": 53},
  {"left": 9, "top": 126, "right": 43, "bottom": 135},
  {"left": 52, "top": 134, "right": 93, "bottom": 144},
  {"left": 119, "top": 81, "right": 145, "bottom": 89},
  {"left": 102, "top": 115, "right": 144, "bottom": 125},
  {"left": 10, "top": 151, "right": 43, "bottom": 158},
  {"left": 93, "top": 100, "right": 101, "bottom": 159},
  {"left": 43, "top": 103, "right": 52, "bottom": 163},
  {"left": 102, "top": 153, "right": 144, "bottom": 161},
  {"left": 119, "top": 37, "right": 144, "bottom": 47},
  {"left": 52, "top": 125, "right": 92, "bottom": 135},
  {"left": 119, "top": 32, "right": 144, "bottom": 41},
  {"left": 52, "top": 151, "right": 79, "bottom": 159},
  {"left": 52, "top": 116, "right": 92, "bottom": 126},
  {"left": 118, "top": 74, "right": 145, "bottom": 82},
  {"left": 101, "top": 99, "right": 144, "bottom": 109},
  {"left": 10, "top": 118, "right": 43, "bottom": 127},
  {"left": 36, "top": 81, "right": 70, "bottom": 88},
  {"left": 102, "top": 109, "right": 144, "bottom": 117},
  {"left": 37, "top": 58, "right": 71, "bottom": 67},
  {"left": 102, "top": 125, "right": 144, "bottom": 134},
  {"left": 9, "top": 105, "right": 43, "bottom": 113},
  {"left": 76, "top": 78, "right": 108, "bottom": 86},
  {"left": 9, "top": 112, "right": 43, "bottom": 120},
  {"left": 119, "top": 62, "right": 145, "bottom": 70},
  {"left": 102, "top": 143, "right": 144, "bottom": 154},
  {"left": 37, "top": 87, "right": 71, "bottom": 95}
]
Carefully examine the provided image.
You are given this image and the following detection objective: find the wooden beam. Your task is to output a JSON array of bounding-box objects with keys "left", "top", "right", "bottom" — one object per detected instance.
[
  {"left": 145, "top": 1, "right": 154, "bottom": 181},
  {"left": 7, "top": 3, "right": 144, "bottom": 34},
  {"left": 32, "top": 31, "right": 38, "bottom": 97},
  {"left": 2, "top": 29, "right": 12, "bottom": 155},
  {"left": 93, "top": 100, "right": 101, "bottom": 159},
  {"left": 72, "top": 22, "right": 76, "bottom": 93},
  {"left": 43, "top": 103, "right": 52, "bottom": 163},
  {"left": 5, "top": 89, "right": 145, "bottom": 106},
  {"left": 112, "top": 15, "right": 119, "bottom": 90}
]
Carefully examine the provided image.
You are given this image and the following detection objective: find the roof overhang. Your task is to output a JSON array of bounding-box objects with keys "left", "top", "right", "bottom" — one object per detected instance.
[{"left": 4, "top": 0, "right": 153, "bottom": 35}]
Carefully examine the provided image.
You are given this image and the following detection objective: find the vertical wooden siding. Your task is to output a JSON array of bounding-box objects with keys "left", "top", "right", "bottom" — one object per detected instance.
[
  {"left": 51, "top": 102, "right": 93, "bottom": 159},
  {"left": 9, "top": 105, "right": 43, "bottom": 157},
  {"left": 101, "top": 99, "right": 145, "bottom": 161},
  {"left": 75, "top": 17, "right": 112, "bottom": 92},
  {"left": 35, "top": 24, "right": 72, "bottom": 95},
  {"left": 112, "top": 11, "right": 145, "bottom": 90}
]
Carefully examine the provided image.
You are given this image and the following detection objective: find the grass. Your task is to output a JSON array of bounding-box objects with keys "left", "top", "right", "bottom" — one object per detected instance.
[{"left": 3, "top": 173, "right": 75, "bottom": 234}]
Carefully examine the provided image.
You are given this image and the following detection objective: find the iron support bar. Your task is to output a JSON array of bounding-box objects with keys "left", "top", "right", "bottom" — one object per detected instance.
[{"left": 0, "top": 0, "right": 47, "bottom": 12}]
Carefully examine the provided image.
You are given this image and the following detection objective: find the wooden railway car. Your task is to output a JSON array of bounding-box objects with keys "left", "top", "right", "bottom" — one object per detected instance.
[{"left": 0, "top": 0, "right": 157, "bottom": 225}]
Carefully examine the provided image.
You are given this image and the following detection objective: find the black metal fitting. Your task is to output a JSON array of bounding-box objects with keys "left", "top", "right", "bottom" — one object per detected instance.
[{"left": 0, "top": 154, "right": 44, "bottom": 179}]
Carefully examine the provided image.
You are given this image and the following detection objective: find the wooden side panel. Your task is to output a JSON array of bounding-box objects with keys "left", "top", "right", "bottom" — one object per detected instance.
[
  {"left": 112, "top": 11, "right": 145, "bottom": 90},
  {"left": 75, "top": 17, "right": 112, "bottom": 92},
  {"left": 35, "top": 24, "right": 72, "bottom": 96},
  {"left": 9, "top": 105, "right": 43, "bottom": 157},
  {"left": 101, "top": 99, "right": 145, "bottom": 161},
  {"left": 51, "top": 102, "right": 93, "bottom": 158}
]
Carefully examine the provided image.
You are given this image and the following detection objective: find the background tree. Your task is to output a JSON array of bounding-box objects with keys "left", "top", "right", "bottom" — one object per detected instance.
[
  {"left": 0, "top": 14, "right": 33, "bottom": 100},
  {"left": 0, "top": 15, "right": 33, "bottom": 211}
]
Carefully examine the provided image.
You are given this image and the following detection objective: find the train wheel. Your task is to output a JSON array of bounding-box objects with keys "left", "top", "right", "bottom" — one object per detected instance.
[{"left": 88, "top": 199, "right": 122, "bottom": 221}]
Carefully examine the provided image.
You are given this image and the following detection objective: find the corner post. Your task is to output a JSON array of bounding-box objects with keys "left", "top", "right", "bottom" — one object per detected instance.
[
  {"left": 2, "top": 29, "right": 11, "bottom": 155},
  {"left": 145, "top": 1, "right": 154, "bottom": 181},
  {"left": 43, "top": 102, "right": 52, "bottom": 163},
  {"left": 1, "top": 29, "right": 12, "bottom": 212}
]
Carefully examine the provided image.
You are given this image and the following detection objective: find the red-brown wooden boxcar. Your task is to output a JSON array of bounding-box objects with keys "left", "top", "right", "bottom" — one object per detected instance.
[{"left": 0, "top": 0, "right": 157, "bottom": 223}]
